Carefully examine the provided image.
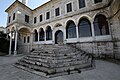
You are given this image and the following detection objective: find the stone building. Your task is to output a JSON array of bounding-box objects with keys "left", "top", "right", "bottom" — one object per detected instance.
[{"left": 5, "top": 0, "right": 120, "bottom": 59}]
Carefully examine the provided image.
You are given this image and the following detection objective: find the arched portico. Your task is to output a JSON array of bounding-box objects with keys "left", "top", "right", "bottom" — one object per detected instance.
[
  {"left": 9, "top": 26, "right": 31, "bottom": 56},
  {"left": 8, "top": 27, "right": 16, "bottom": 55},
  {"left": 18, "top": 27, "right": 31, "bottom": 54}
]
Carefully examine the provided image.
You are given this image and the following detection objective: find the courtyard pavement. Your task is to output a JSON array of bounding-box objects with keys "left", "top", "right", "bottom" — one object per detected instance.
[{"left": 0, "top": 55, "right": 120, "bottom": 80}]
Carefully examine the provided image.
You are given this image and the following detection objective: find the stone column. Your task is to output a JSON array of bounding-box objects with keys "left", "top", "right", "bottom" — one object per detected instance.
[
  {"left": 64, "top": 28, "right": 67, "bottom": 44},
  {"left": 30, "top": 32, "right": 33, "bottom": 50},
  {"left": 76, "top": 26, "right": 79, "bottom": 40},
  {"left": 44, "top": 31, "right": 46, "bottom": 42},
  {"left": 91, "top": 20, "right": 95, "bottom": 40},
  {"left": 9, "top": 32, "right": 12, "bottom": 55},
  {"left": 38, "top": 31, "right": 40, "bottom": 49},
  {"left": 14, "top": 31, "right": 18, "bottom": 56},
  {"left": 52, "top": 31, "right": 55, "bottom": 44},
  {"left": 91, "top": 20, "right": 95, "bottom": 55},
  {"left": 38, "top": 31, "right": 40, "bottom": 42}
]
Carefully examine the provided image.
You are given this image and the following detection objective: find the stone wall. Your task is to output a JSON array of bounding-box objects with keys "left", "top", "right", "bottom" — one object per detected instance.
[{"left": 69, "top": 41, "right": 114, "bottom": 58}]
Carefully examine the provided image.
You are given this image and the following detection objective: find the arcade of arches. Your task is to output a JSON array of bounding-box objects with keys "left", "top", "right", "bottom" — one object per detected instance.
[
  {"left": 8, "top": 14, "right": 110, "bottom": 55},
  {"left": 32, "top": 14, "right": 110, "bottom": 44}
]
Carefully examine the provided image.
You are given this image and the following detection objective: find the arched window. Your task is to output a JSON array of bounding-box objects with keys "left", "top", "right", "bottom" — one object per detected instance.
[
  {"left": 78, "top": 18, "right": 92, "bottom": 37},
  {"left": 39, "top": 28, "right": 44, "bottom": 41},
  {"left": 34, "top": 30, "right": 38, "bottom": 42},
  {"left": 46, "top": 26, "right": 52, "bottom": 40},
  {"left": 93, "top": 14, "right": 109, "bottom": 36},
  {"left": 66, "top": 21, "right": 77, "bottom": 38}
]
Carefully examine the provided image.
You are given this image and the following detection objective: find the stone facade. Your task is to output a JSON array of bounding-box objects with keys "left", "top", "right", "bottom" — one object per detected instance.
[{"left": 5, "top": 0, "right": 120, "bottom": 59}]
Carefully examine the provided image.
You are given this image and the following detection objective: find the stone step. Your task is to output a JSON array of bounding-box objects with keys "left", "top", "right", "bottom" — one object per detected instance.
[
  {"left": 15, "top": 62, "right": 91, "bottom": 78},
  {"left": 25, "top": 53, "right": 89, "bottom": 63},
  {"left": 17, "top": 59, "right": 50, "bottom": 68},
  {"left": 54, "top": 61, "right": 92, "bottom": 73},
  {"left": 15, "top": 59, "right": 91, "bottom": 75},
  {"left": 15, "top": 61, "right": 55, "bottom": 74},
  {"left": 26, "top": 52, "right": 90, "bottom": 63},
  {"left": 30, "top": 51, "right": 83, "bottom": 57},
  {"left": 19, "top": 56, "right": 91, "bottom": 69},
  {"left": 15, "top": 44, "right": 93, "bottom": 77},
  {"left": 33, "top": 48, "right": 76, "bottom": 54}
]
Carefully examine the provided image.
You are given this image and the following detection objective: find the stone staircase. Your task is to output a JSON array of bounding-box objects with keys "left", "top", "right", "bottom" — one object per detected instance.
[{"left": 15, "top": 44, "right": 93, "bottom": 77}]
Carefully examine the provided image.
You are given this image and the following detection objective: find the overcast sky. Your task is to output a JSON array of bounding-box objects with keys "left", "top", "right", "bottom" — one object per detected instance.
[{"left": 0, "top": 0, "right": 50, "bottom": 27}]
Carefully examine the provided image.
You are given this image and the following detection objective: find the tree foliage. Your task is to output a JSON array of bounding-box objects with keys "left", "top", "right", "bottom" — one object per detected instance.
[{"left": 0, "top": 31, "right": 9, "bottom": 55}]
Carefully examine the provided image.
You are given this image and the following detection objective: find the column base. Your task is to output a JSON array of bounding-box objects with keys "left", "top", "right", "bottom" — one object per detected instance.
[
  {"left": 14, "top": 50, "right": 17, "bottom": 56},
  {"left": 9, "top": 50, "right": 11, "bottom": 55}
]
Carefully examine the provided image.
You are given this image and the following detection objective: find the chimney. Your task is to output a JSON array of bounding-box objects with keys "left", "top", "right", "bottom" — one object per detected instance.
[{"left": 22, "top": 0, "right": 28, "bottom": 6}]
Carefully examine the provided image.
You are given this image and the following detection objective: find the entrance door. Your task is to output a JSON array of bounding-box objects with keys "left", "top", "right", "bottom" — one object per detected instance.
[{"left": 55, "top": 30, "right": 63, "bottom": 44}]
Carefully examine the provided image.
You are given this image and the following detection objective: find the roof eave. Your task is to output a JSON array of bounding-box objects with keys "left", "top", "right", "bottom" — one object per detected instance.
[{"left": 5, "top": 0, "right": 32, "bottom": 12}]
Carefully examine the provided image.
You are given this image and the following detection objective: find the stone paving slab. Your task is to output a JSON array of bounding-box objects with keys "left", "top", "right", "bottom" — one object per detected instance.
[{"left": 0, "top": 56, "right": 120, "bottom": 80}]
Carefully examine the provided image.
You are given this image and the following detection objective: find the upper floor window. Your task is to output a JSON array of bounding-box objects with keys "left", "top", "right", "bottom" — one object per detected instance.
[
  {"left": 13, "top": 13, "right": 15, "bottom": 20},
  {"left": 94, "top": 0, "right": 102, "bottom": 4},
  {"left": 25, "top": 15, "right": 29, "bottom": 23},
  {"left": 8, "top": 16, "right": 11, "bottom": 23},
  {"left": 79, "top": 0, "right": 86, "bottom": 8},
  {"left": 55, "top": 8, "right": 60, "bottom": 16},
  {"left": 66, "top": 3, "right": 72, "bottom": 13},
  {"left": 46, "top": 12, "right": 50, "bottom": 20},
  {"left": 34, "top": 17, "right": 37, "bottom": 24},
  {"left": 39, "top": 15, "right": 43, "bottom": 22}
]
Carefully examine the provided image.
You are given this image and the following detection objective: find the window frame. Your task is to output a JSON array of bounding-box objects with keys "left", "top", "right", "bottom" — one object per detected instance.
[
  {"left": 55, "top": 7, "right": 60, "bottom": 17},
  {"left": 65, "top": 2, "right": 73, "bottom": 13},
  {"left": 39, "top": 14, "right": 43, "bottom": 22},
  {"left": 8, "top": 16, "right": 11, "bottom": 23},
  {"left": 25, "top": 15, "right": 29, "bottom": 23},
  {"left": 34, "top": 17, "right": 37, "bottom": 24},
  {"left": 46, "top": 11, "right": 50, "bottom": 20},
  {"left": 78, "top": 0, "right": 86, "bottom": 9},
  {"left": 13, "top": 13, "right": 15, "bottom": 20}
]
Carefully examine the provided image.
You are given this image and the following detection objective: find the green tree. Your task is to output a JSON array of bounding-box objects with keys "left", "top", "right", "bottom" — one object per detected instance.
[{"left": 0, "top": 31, "right": 9, "bottom": 55}]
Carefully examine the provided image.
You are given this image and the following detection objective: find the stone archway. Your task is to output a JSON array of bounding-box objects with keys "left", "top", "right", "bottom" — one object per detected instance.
[
  {"left": 55, "top": 30, "right": 64, "bottom": 44},
  {"left": 18, "top": 27, "right": 31, "bottom": 54}
]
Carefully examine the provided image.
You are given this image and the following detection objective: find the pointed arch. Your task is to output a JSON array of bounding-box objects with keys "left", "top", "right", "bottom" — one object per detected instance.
[
  {"left": 39, "top": 28, "right": 44, "bottom": 41},
  {"left": 78, "top": 18, "right": 92, "bottom": 37},
  {"left": 46, "top": 26, "right": 52, "bottom": 40},
  {"left": 33, "top": 29, "right": 38, "bottom": 42},
  {"left": 93, "top": 14, "right": 110, "bottom": 36},
  {"left": 66, "top": 20, "right": 77, "bottom": 38}
]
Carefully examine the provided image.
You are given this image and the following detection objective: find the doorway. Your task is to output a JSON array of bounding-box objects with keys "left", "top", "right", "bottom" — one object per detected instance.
[{"left": 55, "top": 30, "right": 63, "bottom": 44}]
